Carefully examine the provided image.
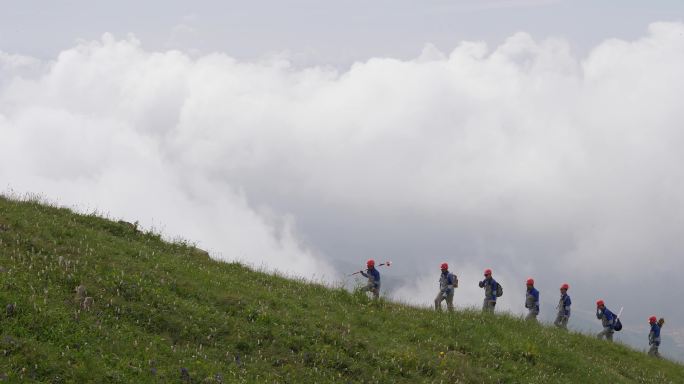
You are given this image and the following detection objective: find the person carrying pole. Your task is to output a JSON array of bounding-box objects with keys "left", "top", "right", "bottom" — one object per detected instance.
[
  {"left": 478, "top": 269, "right": 500, "bottom": 313},
  {"left": 434, "top": 263, "right": 458, "bottom": 312},
  {"left": 596, "top": 300, "right": 615, "bottom": 341},
  {"left": 554, "top": 283, "right": 571, "bottom": 329},
  {"left": 648, "top": 316, "right": 662, "bottom": 358},
  {"left": 524, "top": 278, "right": 539, "bottom": 322},
  {"left": 359, "top": 259, "right": 381, "bottom": 299}
]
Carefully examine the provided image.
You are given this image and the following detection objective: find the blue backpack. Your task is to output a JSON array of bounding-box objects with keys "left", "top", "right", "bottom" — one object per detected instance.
[{"left": 613, "top": 318, "right": 623, "bottom": 331}]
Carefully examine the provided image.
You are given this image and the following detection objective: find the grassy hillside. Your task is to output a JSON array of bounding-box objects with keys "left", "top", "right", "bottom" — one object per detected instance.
[{"left": 0, "top": 196, "right": 682, "bottom": 383}]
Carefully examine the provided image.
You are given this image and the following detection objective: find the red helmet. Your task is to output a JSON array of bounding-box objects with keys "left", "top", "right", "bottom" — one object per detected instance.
[
  {"left": 484, "top": 268, "right": 492, "bottom": 276},
  {"left": 561, "top": 283, "right": 569, "bottom": 290},
  {"left": 366, "top": 259, "right": 375, "bottom": 268},
  {"left": 649, "top": 316, "right": 657, "bottom": 324},
  {"left": 440, "top": 262, "right": 448, "bottom": 270},
  {"left": 596, "top": 299, "right": 605, "bottom": 307},
  {"left": 526, "top": 278, "right": 534, "bottom": 285}
]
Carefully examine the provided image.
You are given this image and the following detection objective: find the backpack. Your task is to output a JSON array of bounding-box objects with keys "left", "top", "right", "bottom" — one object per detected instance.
[
  {"left": 495, "top": 282, "right": 503, "bottom": 297},
  {"left": 449, "top": 273, "right": 459, "bottom": 288},
  {"left": 613, "top": 317, "right": 623, "bottom": 331}
]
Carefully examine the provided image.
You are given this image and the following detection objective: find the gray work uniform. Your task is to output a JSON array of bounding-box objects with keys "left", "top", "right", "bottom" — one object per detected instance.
[
  {"left": 360, "top": 268, "right": 380, "bottom": 299},
  {"left": 648, "top": 323, "right": 661, "bottom": 358},
  {"left": 434, "top": 272, "right": 457, "bottom": 312},
  {"left": 525, "top": 287, "right": 540, "bottom": 321},
  {"left": 648, "top": 341, "right": 661, "bottom": 357},
  {"left": 554, "top": 294, "right": 571, "bottom": 329},
  {"left": 596, "top": 309, "right": 615, "bottom": 341},
  {"left": 479, "top": 278, "right": 498, "bottom": 312},
  {"left": 648, "top": 344, "right": 660, "bottom": 357}
]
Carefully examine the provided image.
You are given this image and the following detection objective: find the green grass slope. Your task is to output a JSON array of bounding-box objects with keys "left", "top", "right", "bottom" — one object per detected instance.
[{"left": 0, "top": 196, "right": 682, "bottom": 383}]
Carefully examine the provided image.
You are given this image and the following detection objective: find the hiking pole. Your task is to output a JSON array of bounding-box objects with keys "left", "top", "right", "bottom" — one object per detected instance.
[
  {"left": 347, "top": 261, "right": 392, "bottom": 276},
  {"left": 617, "top": 306, "right": 624, "bottom": 319}
]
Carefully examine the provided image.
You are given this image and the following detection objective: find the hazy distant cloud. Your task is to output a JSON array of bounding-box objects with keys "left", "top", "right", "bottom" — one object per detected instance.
[
  {"left": 166, "top": 16, "right": 202, "bottom": 55},
  {"left": 0, "top": 51, "right": 43, "bottom": 87},
  {"left": 0, "top": 51, "right": 39, "bottom": 70},
  {"left": 2, "top": 23, "right": 684, "bottom": 357}
]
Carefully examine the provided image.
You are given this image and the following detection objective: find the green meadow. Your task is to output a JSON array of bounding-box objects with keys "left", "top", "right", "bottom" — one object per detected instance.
[{"left": 1, "top": 195, "right": 682, "bottom": 383}]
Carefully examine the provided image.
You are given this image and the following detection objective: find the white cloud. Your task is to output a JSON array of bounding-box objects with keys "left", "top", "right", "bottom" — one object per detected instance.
[
  {"left": 0, "top": 35, "right": 336, "bottom": 281},
  {"left": 2, "top": 24, "right": 684, "bottom": 357}
]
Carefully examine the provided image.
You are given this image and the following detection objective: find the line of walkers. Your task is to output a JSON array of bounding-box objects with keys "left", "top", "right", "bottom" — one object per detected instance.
[
  {"left": 356, "top": 260, "right": 664, "bottom": 358},
  {"left": 460, "top": 267, "right": 573, "bottom": 329}
]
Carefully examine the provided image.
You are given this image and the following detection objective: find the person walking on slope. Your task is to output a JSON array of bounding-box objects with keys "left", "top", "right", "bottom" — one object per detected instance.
[
  {"left": 596, "top": 300, "right": 616, "bottom": 341},
  {"left": 435, "top": 263, "right": 458, "bottom": 312},
  {"left": 648, "top": 316, "right": 662, "bottom": 358},
  {"left": 478, "top": 269, "right": 500, "bottom": 313},
  {"left": 554, "top": 283, "right": 571, "bottom": 329},
  {"left": 359, "top": 259, "right": 380, "bottom": 299},
  {"left": 524, "top": 278, "right": 539, "bottom": 322}
]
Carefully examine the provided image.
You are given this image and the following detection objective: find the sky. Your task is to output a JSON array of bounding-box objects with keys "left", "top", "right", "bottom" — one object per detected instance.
[
  {"left": 2, "top": 0, "right": 684, "bottom": 66},
  {"left": 2, "top": 0, "right": 684, "bottom": 360}
]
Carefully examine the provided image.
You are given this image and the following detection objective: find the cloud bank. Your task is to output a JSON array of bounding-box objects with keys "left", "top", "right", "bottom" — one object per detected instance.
[{"left": 2, "top": 22, "right": 684, "bottom": 356}]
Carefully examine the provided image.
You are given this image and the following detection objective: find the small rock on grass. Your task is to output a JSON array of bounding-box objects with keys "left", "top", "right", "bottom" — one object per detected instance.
[
  {"left": 180, "top": 367, "right": 190, "bottom": 381},
  {"left": 81, "top": 297, "right": 94, "bottom": 311},
  {"left": 5, "top": 303, "right": 15, "bottom": 317}
]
